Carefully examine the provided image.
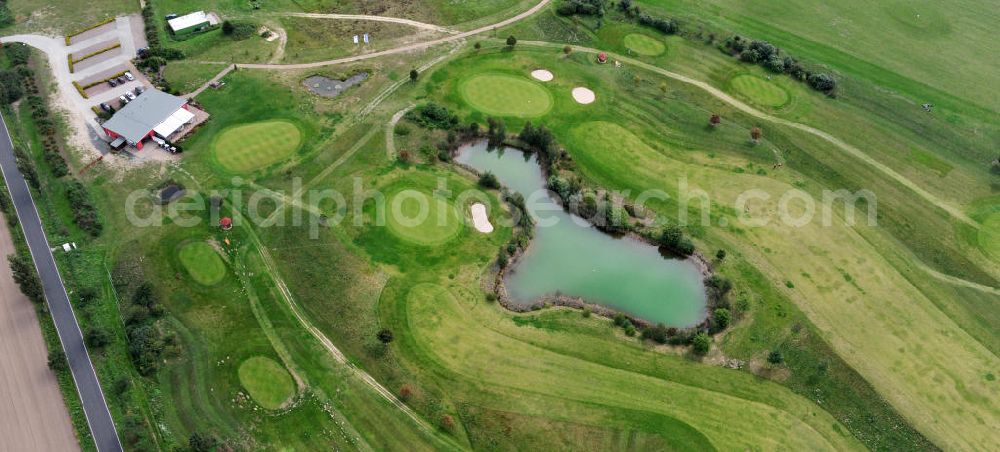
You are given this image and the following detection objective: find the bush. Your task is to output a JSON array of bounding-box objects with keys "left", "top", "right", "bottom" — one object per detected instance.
[
  {"left": 65, "top": 181, "right": 103, "bottom": 236},
  {"left": 4, "top": 43, "right": 30, "bottom": 66},
  {"left": 807, "top": 73, "right": 837, "bottom": 93},
  {"left": 0, "top": 69, "right": 23, "bottom": 103},
  {"left": 189, "top": 432, "right": 219, "bottom": 452},
  {"left": 406, "top": 102, "right": 459, "bottom": 129},
  {"left": 641, "top": 323, "right": 670, "bottom": 344},
  {"left": 637, "top": 14, "right": 678, "bottom": 35},
  {"left": 478, "top": 172, "right": 501, "bottom": 189},
  {"left": 506, "top": 35, "right": 517, "bottom": 47},
  {"left": 9, "top": 254, "right": 44, "bottom": 303},
  {"left": 691, "top": 332, "right": 711, "bottom": 355},
  {"left": 767, "top": 349, "right": 784, "bottom": 364},
  {"left": 377, "top": 328, "right": 394, "bottom": 344},
  {"left": 86, "top": 327, "right": 112, "bottom": 348},
  {"left": 48, "top": 349, "right": 68, "bottom": 372},
  {"left": 712, "top": 308, "right": 731, "bottom": 331},
  {"left": 222, "top": 20, "right": 258, "bottom": 40}
]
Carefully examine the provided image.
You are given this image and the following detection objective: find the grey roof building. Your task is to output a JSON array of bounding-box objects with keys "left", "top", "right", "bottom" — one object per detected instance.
[{"left": 102, "top": 89, "right": 187, "bottom": 148}]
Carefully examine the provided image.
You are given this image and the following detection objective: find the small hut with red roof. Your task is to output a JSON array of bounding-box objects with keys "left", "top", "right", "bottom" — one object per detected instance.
[
  {"left": 597, "top": 52, "right": 608, "bottom": 64},
  {"left": 219, "top": 216, "right": 233, "bottom": 230}
]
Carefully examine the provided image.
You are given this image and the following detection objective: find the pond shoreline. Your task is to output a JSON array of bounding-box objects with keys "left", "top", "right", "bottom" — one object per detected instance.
[{"left": 453, "top": 140, "right": 715, "bottom": 331}]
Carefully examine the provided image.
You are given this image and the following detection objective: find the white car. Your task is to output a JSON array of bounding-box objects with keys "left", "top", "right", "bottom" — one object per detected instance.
[
  {"left": 123, "top": 71, "right": 135, "bottom": 81},
  {"left": 119, "top": 95, "right": 129, "bottom": 104},
  {"left": 125, "top": 91, "right": 136, "bottom": 101}
]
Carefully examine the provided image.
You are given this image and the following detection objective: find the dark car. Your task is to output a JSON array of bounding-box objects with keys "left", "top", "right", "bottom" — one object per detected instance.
[
  {"left": 165, "top": 13, "right": 178, "bottom": 20},
  {"left": 107, "top": 78, "right": 118, "bottom": 87},
  {"left": 99, "top": 103, "right": 112, "bottom": 112},
  {"left": 117, "top": 76, "right": 127, "bottom": 84},
  {"left": 134, "top": 86, "right": 144, "bottom": 96}
]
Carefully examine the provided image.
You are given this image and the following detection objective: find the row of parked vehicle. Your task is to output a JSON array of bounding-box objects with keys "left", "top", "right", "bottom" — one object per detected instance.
[
  {"left": 98, "top": 85, "right": 145, "bottom": 113},
  {"left": 106, "top": 71, "right": 135, "bottom": 87}
]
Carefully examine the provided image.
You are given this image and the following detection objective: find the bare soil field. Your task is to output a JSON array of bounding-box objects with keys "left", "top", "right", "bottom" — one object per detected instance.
[{"left": 0, "top": 213, "right": 78, "bottom": 452}]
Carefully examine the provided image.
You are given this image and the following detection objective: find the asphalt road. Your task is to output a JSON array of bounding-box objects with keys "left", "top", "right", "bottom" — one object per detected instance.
[{"left": 0, "top": 114, "right": 122, "bottom": 451}]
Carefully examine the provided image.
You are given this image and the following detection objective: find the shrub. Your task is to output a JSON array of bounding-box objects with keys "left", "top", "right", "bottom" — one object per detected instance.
[
  {"left": 409, "top": 69, "right": 418, "bottom": 81},
  {"left": 377, "top": 328, "right": 394, "bottom": 344},
  {"left": 637, "top": 14, "right": 678, "bottom": 35},
  {"left": 9, "top": 254, "right": 44, "bottom": 303},
  {"left": 506, "top": 35, "right": 517, "bottom": 47},
  {"left": 807, "top": 73, "right": 837, "bottom": 93},
  {"left": 0, "top": 69, "right": 23, "bottom": 103},
  {"left": 712, "top": 308, "right": 731, "bottom": 330},
  {"left": 86, "top": 327, "right": 112, "bottom": 348},
  {"left": 478, "top": 172, "right": 501, "bottom": 189},
  {"left": 399, "top": 384, "right": 413, "bottom": 400},
  {"left": 66, "top": 181, "right": 103, "bottom": 236},
  {"left": 767, "top": 349, "right": 784, "bottom": 364},
  {"left": 691, "top": 332, "right": 711, "bottom": 355},
  {"left": 189, "top": 433, "right": 219, "bottom": 452},
  {"left": 406, "top": 102, "right": 459, "bottom": 129},
  {"left": 48, "top": 349, "right": 68, "bottom": 372},
  {"left": 222, "top": 20, "right": 258, "bottom": 40},
  {"left": 4, "top": 43, "right": 30, "bottom": 66},
  {"left": 641, "top": 323, "right": 670, "bottom": 344}
]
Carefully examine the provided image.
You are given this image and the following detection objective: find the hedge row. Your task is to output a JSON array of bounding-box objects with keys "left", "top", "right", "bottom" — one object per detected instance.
[{"left": 64, "top": 17, "right": 116, "bottom": 45}]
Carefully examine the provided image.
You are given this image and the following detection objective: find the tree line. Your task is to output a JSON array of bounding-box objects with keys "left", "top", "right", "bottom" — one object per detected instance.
[{"left": 722, "top": 36, "right": 837, "bottom": 95}]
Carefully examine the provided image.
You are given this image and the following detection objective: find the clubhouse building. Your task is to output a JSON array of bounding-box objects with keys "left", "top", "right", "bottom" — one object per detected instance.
[{"left": 102, "top": 89, "right": 194, "bottom": 150}]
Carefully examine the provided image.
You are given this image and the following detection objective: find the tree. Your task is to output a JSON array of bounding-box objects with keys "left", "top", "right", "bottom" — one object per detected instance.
[
  {"left": 563, "top": 45, "right": 572, "bottom": 55},
  {"left": 506, "top": 35, "right": 517, "bottom": 48},
  {"left": 399, "top": 384, "right": 413, "bottom": 401},
  {"left": 709, "top": 113, "right": 721, "bottom": 127},
  {"left": 86, "top": 327, "right": 112, "bottom": 348},
  {"left": 641, "top": 323, "right": 670, "bottom": 344},
  {"left": 0, "top": 69, "right": 24, "bottom": 104},
  {"left": 712, "top": 308, "right": 731, "bottom": 330},
  {"left": 189, "top": 432, "right": 220, "bottom": 452},
  {"left": 715, "top": 249, "right": 726, "bottom": 261},
  {"left": 474, "top": 41, "right": 482, "bottom": 51},
  {"left": 48, "top": 349, "right": 67, "bottom": 372},
  {"left": 767, "top": 349, "right": 784, "bottom": 364},
  {"left": 478, "top": 172, "right": 501, "bottom": 189},
  {"left": 691, "top": 332, "right": 711, "bottom": 355},
  {"left": 807, "top": 73, "right": 837, "bottom": 93},
  {"left": 750, "top": 127, "right": 762, "bottom": 144},
  {"left": 659, "top": 82, "right": 668, "bottom": 96},
  {"left": 409, "top": 69, "right": 418, "bottom": 81},
  {"left": 440, "top": 414, "right": 456, "bottom": 431},
  {"left": 9, "top": 255, "right": 43, "bottom": 303},
  {"left": 613, "top": 312, "right": 628, "bottom": 327},
  {"left": 398, "top": 150, "right": 411, "bottom": 164},
  {"left": 377, "top": 328, "right": 394, "bottom": 344}
]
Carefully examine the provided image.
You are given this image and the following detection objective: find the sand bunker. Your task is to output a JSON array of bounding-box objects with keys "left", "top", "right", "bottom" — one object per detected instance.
[
  {"left": 572, "top": 87, "right": 596, "bottom": 104},
  {"left": 530, "top": 69, "right": 554, "bottom": 82},
  {"left": 470, "top": 203, "right": 494, "bottom": 233}
]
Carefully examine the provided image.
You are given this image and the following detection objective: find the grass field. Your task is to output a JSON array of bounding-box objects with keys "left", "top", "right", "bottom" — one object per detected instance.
[
  {"left": 237, "top": 356, "right": 296, "bottom": 410},
  {"left": 178, "top": 241, "right": 227, "bottom": 285},
  {"left": 385, "top": 187, "right": 464, "bottom": 246},
  {"left": 623, "top": 33, "right": 666, "bottom": 56},
  {"left": 728, "top": 74, "right": 789, "bottom": 107},
  {"left": 212, "top": 120, "right": 303, "bottom": 173},
  {"left": 459, "top": 73, "right": 554, "bottom": 117},
  {"left": 3, "top": 0, "right": 134, "bottom": 34}
]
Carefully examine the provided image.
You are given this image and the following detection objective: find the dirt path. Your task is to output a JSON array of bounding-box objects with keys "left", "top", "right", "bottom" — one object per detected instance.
[
  {"left": 520, "top": 40, "right": 980, "bottom": 229},
  {"left": 386, "top": 105, "right": 414, "bottom": 160},
  {"left": 268, "top": 25, "right": 287, "bottom": 64},
  {"left": 0, "top": 213, "right": 79, "bottom": 452},
  {"left": 279, "top": 13, "right": 458, "bottom": 34}
]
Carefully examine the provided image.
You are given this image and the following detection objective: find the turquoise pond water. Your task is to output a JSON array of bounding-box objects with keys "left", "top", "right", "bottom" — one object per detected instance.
[{"left": 456, "top": 142, "right": 707, "bottom": 326}]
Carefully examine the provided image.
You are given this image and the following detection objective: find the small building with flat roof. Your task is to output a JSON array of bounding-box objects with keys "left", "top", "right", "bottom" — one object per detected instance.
[
  {"left": 168, "top": 11, "right": 216, "bottom": 35},
  {"left": 102, "top": 89, "right": 191, "bottom": 150}
]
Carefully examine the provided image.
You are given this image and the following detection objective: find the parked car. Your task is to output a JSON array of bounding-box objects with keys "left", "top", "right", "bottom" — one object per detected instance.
[
  {"left": 117, "top": 76, "right": 127, "bottom": 84},
  {"left": 119, "top": 95, "right": 129, "bottom": 104},
  {"left": 134, "top": 86, "right": 144, "bottom": 95},
  {"left": 165, "top": 13, "right": 178, "bottom": 20},
  {"left": 123, "top": 71, "right": 134, "bottom": 81},
  {"left": 124, "top": 91, "right": 136, "bottom": 101},
  {"left": 99, "top": 103, "right": 112, "bottom": 112},
  {"left": 107, "top": 78, "right": 118, "bottom": 87}
]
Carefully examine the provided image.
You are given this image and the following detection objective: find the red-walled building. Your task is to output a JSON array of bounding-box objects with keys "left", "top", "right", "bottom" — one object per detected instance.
[{"left": 102, "top": 89, "right": 193, "bottom": 150}]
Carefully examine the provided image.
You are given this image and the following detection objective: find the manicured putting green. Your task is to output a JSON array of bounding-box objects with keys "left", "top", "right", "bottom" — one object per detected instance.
[
  {"left": 178, "top": 242, "right": 226, "bottom": 285},
  {"left": 623, "top": 34, "right": 665, "bottom": 56},
  {"left": 386, "top": 189, "right": 463, "bottom": 246},
  {"left": 459, "top": 74, "right": 552, "bottom": 117},
  {"left": 979, "top": 213, "right": 1000, "bottom": 259},
  {"left": 213, "top": 120, "right": 302, "bottom": 173},
  {"left": 730, "top": 75, "right": 789, "bottom": 107},
  {"left": 238, "top": 356, "right": 295, "bottom": 410}
]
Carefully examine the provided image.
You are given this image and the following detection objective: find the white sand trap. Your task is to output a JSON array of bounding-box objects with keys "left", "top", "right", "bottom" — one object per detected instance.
[
  {"left": 572, "top": 87, "right": 596, "bottom": 104},
  {"left": 531, "top": 69, "right": 554, "bottom": 82},
  {"left": 470, "top": 203, "right": 494, "bottom": 233}
]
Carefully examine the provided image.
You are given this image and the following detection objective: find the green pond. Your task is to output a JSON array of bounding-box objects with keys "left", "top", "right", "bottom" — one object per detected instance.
[{"left": 457, "top": 142, "right": 707, "bottom": 326}]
